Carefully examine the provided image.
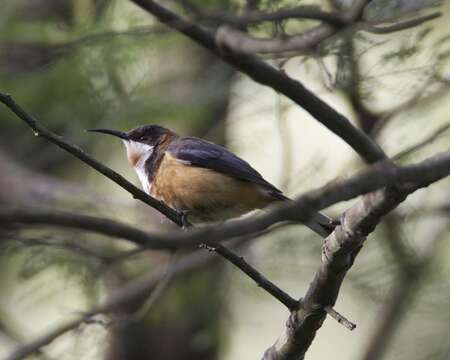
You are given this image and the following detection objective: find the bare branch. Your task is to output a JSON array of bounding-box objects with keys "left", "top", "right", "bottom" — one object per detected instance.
[
  {"left": 0, "top": 92, "right": 302, "bottom": 326},
  {"left": 0, "top": 208, "right": 176, "bottom": 249},
  {"left": 128, "top": 0, "right": 386, "bottom": 163},
  {"left": 209, "top": 6, "right": 346, "bottom": 27},
  {"left": 392, "top": 122, "right": 450, "bottom": 160},
  {"left": 215, "top": 24, "right": 336, "bottom": 54},
  {"left": 360, "top": 12, "right": 441, "bottom": 34},
  {"left": 324, "top": 306, "right": 356, "bottom": 331},
  {"left": 0, "top": 93, "right": 184, "bottom": 226},
  {"left": 262, "top": 156, "right": 450, "bottom": 359},
  {"left": 1, "top": 147, "right": 449, "bottom": 357},
  {"left": 213, "top": 0, "right": 372, "bottom": 55},
  {"left": 201, "top": 242, "right": 299, "bottom": 310},
  {"left": 1, "top": 206, "right": 300, "bottom": 311},
  {"left": 2, "top": 148, "right": 450, "bottom": 251}
]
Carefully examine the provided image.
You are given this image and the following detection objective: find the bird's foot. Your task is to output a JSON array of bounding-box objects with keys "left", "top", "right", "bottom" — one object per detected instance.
[
  {"left": 178, "top": 210, "right": 191, "bottom": 230},
  {"left": 325, "top": 218, "right": 340, "bottom": 234},
  {"left": 330, "top": 218, "right": 341, "bottom": 227}
]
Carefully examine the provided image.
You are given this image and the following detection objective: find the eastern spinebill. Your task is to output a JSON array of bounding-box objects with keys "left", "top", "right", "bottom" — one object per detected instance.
[{"left": 89, "top": 125, "right": 334, "bottom": 236}]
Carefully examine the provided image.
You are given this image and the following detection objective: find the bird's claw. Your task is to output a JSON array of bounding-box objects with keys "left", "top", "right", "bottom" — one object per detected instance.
[{"left": 178, "top": 210, "right": 191, "bottom": 230}]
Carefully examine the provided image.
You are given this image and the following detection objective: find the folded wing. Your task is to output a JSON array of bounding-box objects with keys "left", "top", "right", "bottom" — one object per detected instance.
[{"left": 167, "top": 137, "right": 286, "bottom": 199}]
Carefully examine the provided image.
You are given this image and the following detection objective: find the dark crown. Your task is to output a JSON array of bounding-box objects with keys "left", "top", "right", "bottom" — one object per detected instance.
[{"left": 126, "top": 125, "right": 178, "bottom": 146}]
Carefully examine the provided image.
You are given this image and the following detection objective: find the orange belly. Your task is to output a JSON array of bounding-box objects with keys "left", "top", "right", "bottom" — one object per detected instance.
[{"left": 150, "top": 153, "right": 273, "bottom": 222}]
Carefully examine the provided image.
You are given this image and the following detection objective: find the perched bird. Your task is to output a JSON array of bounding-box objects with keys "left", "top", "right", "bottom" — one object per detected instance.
[{"left": 89, "top": 125, "right": 334, "bottom": 236}]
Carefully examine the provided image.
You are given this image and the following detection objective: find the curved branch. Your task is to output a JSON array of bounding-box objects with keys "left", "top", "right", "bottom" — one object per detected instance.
[
  {"left": 361, "top": 12, "right": 441, "bottom": 34},
  {"left": 392, "top": 122, "right": 450, "bottom": 160},
  {"left": 215, "top": 24, "right": 336, "bottom": 54},
  {"left": 206, "top": 7, "right": 346, "bottom": 27},
  {"left": 129, "top": 0, "right": 386, "bottom": 163}
]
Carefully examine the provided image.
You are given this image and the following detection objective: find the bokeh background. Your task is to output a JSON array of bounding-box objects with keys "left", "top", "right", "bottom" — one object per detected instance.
[{"left": 0, "top": 0, "right": 449, "bottom": 359}]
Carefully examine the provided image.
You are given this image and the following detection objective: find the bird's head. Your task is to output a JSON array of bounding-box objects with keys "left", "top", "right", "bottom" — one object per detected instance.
[{"left": 89, "top": 125, "right": 177, "bottom": 167}]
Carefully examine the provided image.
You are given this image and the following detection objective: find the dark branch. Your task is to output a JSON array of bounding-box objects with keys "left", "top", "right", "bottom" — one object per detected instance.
[
  {"left": 215, "top": 24, "right": 336, "bottom": 54},
  {"left": 129, "top": 0, "right": 386, "bottom": 164},
  {"left": 261, "top": 154, "right": 450, "bottom": 359},
  {"left": 324, "top": 306, "right": 356, "bottom": 331},
  {"left": 205, "top": 6, "right": 346, "bottom": 27},
  {"left": 213, "top": 0, "right": 375, "bottom": 54},
  {"left": 2, "top": 148, "right": 450, "bottom": 251},
  {"left": 0, "top": 93, "right": 297, "bottom": 332},
  {"left": 201, "top": 242, "right": 299, "bottom": 310},
  {"left": 361, "top": 12, "right": 441, "bottom": 34},
  {"left": 0, "top": 92, "right": 184, "bottom": 227}
]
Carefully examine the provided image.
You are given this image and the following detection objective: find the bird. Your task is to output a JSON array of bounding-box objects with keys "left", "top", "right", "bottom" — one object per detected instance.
[{"left": 89, "top": 125, "right": 335, "bottom": 236}]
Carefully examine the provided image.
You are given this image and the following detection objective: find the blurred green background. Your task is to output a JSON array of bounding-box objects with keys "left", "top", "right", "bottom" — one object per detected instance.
[{"left": 0, "top": 1, "right": 449, "bottom": 359}]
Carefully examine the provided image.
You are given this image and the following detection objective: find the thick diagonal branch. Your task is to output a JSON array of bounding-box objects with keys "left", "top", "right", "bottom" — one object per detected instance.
[
  {"left": 129, "top": 0, "right": 386, "bottom": 164},
  {"left": 262, "top": 163, "right": 450, "bottom": 359}
]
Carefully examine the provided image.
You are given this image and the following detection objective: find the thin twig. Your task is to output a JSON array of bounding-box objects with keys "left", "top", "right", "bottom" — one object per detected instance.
[
  {"left": 201, "top": 242, "right": 299, "bottom": 310},
  {"left": 360, "top": 12, "right": 441, "bottom": 34},
  {"left": 196, "top": 6, "right": 347, "bottom": 27},
  {"left": 392, "top": 122, "right": 450, "bottom": 160},
  {"left": 0, "top": 93, "right": 183, "bottom": 226},
  {"left": 324, "top": 306, "right": 356, "bottom": 331}
]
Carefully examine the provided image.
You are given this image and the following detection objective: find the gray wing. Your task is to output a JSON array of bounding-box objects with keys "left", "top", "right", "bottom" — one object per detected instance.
[{"left": 167, "top": 137, "right": 286, "bottom": 198}]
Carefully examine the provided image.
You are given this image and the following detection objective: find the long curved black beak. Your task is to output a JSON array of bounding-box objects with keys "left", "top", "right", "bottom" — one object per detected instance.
[{"left": 88, "top": 128, "right": 128, "bottom": 140}]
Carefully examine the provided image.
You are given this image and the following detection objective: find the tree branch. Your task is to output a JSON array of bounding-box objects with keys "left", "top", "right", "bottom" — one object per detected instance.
[
  {"left": 0, "top": 92, "right": 299, "bottom": 326},
  {"left": 208, "top": 6, "right": 346, "bottom": 27},
  {"left": 392, "top": 122, "right": 450, "bottom": 160},
  {"left": 0, "top": 93, "right": 184, "bottom": 227},
  {"left": 201, "top": 242, "right": 299, "bottom": 310},
  {"left": 215, "top": 24, "right": 336, "bottom": 54},
  {"left": 1, "top": 148, "right": 449, "bottom": 358},
  {"left": 360, "top": 12, "right": 441, "bottom": 34},
  {"left": 128, "top": 0, "right": 386, "bottom": 164},
  {"left": 261, "top": 156, "right": 450, "bottom": 359},
  {"left": 213, "top": 0, "right": 373, "bottom": 55},
  {"left": 324, "top": 306, "right": 356, "bottom": 331},
  {"left": 2, "top": 148, "right": 450, "bottom": 251}
]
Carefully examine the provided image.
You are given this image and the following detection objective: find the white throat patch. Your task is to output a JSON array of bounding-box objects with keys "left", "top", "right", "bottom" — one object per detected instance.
[{"left": 123, "top": 140, "right": 154, "bottom": 194}]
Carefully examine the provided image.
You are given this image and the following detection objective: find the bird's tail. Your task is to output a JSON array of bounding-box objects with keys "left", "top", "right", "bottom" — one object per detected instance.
[{"left": 270, "top": 191, "right": 335, "bottom": 237}]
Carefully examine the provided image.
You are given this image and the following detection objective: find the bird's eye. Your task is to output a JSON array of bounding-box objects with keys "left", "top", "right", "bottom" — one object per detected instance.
[{"left": 139, "top": 136, "right": 147, "bottom": 141}]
